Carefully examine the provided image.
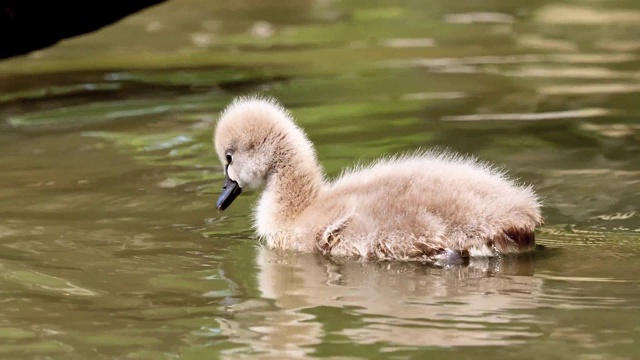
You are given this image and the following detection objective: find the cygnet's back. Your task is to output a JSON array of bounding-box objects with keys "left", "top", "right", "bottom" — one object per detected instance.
[{"left": 214, "top": 96, "right": 542, "bottom": 263}]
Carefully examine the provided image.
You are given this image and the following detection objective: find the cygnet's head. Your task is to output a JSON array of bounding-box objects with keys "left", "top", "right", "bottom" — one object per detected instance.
[{"left": 213, "top": 96, "right": 312, "bottom": 211}]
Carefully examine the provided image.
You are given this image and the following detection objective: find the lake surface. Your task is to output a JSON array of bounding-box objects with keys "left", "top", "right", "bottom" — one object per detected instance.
[{"left": 1, "top": 0, "right": 639, "bottom": 358}]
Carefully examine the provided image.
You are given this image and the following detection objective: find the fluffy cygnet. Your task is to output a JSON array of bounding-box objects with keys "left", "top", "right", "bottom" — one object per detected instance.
[{"left": 213, "top": 96, "right": 542, "bottom": 263}]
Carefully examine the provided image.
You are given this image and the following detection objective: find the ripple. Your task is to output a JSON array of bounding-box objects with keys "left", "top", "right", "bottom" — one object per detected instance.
[
  {"left": 445, "top": 12, "right": 514, "bottom": 24},
  {"left": 536, "top": 274, "right": 635, "bottom": 284},
  {"left": 536, "top": 5, "right": 640, "bottom": 25},
  {"left": 378, "top": 38, "right": 435, "bottom": 48},
  {"left": 2, "top": 268, "right": 99, "bottom": 297},
  {"left": 442, "top": 108, "right": 610, "bottom": 121},
  {"left": 540, "top": 83, "right": 640, "bottom": 95}
]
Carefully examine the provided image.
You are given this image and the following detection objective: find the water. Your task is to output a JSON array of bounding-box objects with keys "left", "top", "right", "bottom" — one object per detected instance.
[{"left": 1, "top": 0, "right": 639, "bottom": 358}]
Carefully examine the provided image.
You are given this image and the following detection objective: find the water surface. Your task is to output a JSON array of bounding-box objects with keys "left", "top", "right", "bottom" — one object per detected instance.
[{"left": 0, "top": 0, "right": 639, "bottom": 358}]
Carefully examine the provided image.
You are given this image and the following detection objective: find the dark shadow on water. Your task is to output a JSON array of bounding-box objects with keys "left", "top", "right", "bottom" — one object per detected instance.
[{"left": 0, "top": 1, "right": 166, "bottom": 59}]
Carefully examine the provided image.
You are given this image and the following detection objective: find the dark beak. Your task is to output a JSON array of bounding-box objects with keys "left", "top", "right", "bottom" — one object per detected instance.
[{"left": 216, "top": 172, "right": 242, "bottom": 211}]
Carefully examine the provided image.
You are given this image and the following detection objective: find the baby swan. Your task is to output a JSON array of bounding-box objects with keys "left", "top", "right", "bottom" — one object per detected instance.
[{"left": 213, "top": 97, "right": 542, "bottom": 263}]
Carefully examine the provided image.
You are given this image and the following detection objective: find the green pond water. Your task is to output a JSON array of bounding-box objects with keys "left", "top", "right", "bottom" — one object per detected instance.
[{"left": 1, "top": 0, "right": 639, "bottom": 358}]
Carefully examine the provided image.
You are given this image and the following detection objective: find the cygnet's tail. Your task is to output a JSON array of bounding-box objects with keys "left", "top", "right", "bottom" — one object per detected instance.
[{"left": 492, "top": 226, "right": 536, "bottom": 254}]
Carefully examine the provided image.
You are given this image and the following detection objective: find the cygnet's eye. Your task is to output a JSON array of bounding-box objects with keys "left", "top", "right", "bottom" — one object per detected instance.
[{"left": 225, "top": 152, "right": 233, "bottom": 164}]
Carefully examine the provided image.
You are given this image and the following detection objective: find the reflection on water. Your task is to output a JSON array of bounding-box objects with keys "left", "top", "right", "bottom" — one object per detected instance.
[
  {"left": 228, "top": 250, "right": 542, "bottom": 353},
  {"left": 217, "top": 246, "right": 640, "bottom": 359},
  {"left": 0, "top": 0, "right": 639, "bottom": 358}
]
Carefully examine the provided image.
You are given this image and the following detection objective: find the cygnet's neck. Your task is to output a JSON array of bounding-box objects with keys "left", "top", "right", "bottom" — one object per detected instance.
[{"left": 255, "top": 136, "right": 323, "bottom": 236}]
